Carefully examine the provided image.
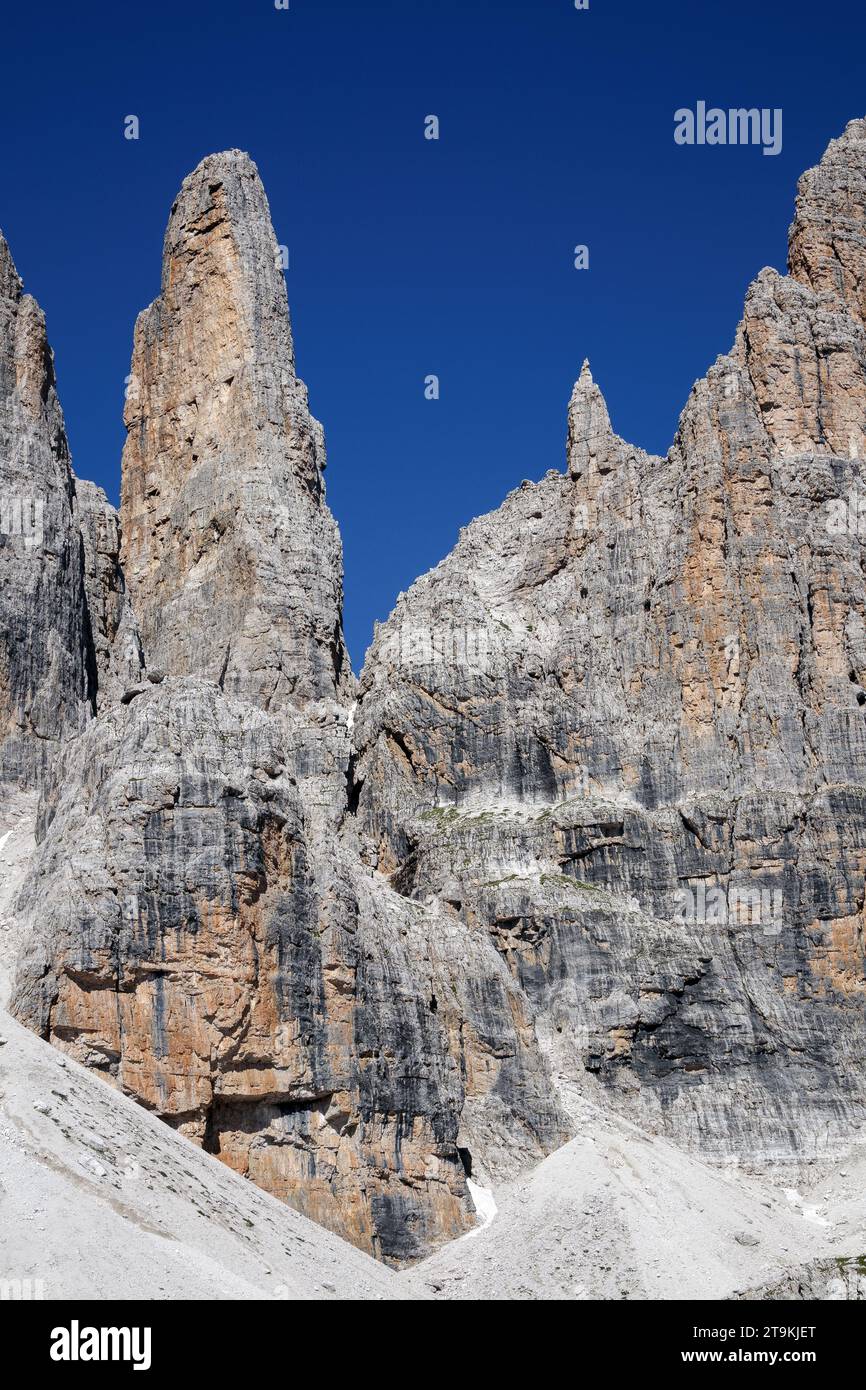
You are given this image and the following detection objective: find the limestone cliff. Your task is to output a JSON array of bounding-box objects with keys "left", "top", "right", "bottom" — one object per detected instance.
[{"left": 75, "top": 479, "right": 145, "bottom": 711}]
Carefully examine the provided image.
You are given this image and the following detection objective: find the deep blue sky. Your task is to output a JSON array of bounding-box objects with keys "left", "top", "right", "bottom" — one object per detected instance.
[{"left": 2, "top": 0, "right": 864, "bottom": 669}]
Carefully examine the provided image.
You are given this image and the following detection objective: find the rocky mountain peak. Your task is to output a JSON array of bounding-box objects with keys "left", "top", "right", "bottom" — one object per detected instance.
[
  {"left": 159, "top": 148, "right": 298, "bottom": 382},
  {"left": 352, "top": 117, "right": 866, "bottom": 1192},
  {"left": 566, "top": 357, "right": 619, "bottom": 478},
  {"left": 120, "top": 150, "right": 350, "bottom": 710}
]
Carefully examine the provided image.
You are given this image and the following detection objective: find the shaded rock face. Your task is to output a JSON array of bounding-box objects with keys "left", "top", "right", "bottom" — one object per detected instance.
[
  {"left": 354, "top": 119, "right": 866, "bottom": 1162},
  {"left": 9, "top": 125, "right": 866, "bottom": 1264},
  {"left": 74, "top": 480, "right": 144, "bottom": 711},
  {"left": 0, "top": 236, "right": 143, "bottom": 786},
  {"left": 119, "top": 151, "right": 350, "bottom": 711},
  {"left": 0, "top": 235, "right": 93, "bottom": 787}
]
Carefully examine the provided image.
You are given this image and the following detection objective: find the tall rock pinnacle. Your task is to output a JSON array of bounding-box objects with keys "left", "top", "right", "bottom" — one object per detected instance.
[
  {"left": 566, "top": 359, "right": 617, "bottom": 478},
  {"left": 120, "top": 151, "right": 350, "bottom": 707}
]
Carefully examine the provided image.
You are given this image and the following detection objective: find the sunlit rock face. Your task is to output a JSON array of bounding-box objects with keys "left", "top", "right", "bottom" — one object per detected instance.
[
  {"left": 119, "top": 150, "right": 351, "bottom": 712},
  {"left": 788, "top": 117, "right": 866, "bottom": 334},
  {"left": 9, "top": 125, "right": 866, "bottom": 1263}
]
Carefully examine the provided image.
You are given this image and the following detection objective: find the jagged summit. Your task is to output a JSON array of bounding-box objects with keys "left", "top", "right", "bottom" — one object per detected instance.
[
  {"left": 567, "top": 358, "right": 618, "bottom": 478},
  {"left": 566, "top": 356, "right": 660, "bottom": 484},
  {"left": 175, "top": 146, "right": 260, "bottom": 186},
  {"left": 353, "top": 116, "right": 866, "bottom": 1175},
  {"left": 788, "top": 114, "right": 866, "bottom": 330},
  {"left": 0, "top": 224, "right": 143, "bottom": 787},
  {"left": 0, "top": 228, "right": 93, "bottom": 785}
]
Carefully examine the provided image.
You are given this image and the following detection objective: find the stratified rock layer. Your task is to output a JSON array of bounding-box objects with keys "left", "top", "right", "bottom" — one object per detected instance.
[
  {"left": 10, "top": 677, "right": 569, "bottom": 1260},
  {"left": 0, "top": 235, "right": 144, "bottom": 786},
  {"left": 788, "top": 119, "right": 866, "bottom": 332}
]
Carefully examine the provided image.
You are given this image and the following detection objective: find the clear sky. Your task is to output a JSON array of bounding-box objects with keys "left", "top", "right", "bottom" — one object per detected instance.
[{"left": 2, "top": 0, "right": 865, "bottom": 669}]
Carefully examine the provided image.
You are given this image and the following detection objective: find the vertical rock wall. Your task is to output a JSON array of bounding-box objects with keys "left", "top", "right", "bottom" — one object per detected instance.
[{"left": 0, "top": 235, "right": 93, "bottom": 787}]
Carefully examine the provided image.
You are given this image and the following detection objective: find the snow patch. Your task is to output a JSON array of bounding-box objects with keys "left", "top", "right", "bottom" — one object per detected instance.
[
  {"left": 784, "top": 1188, "right": 830, "bottom": 1227},
  {"left": 465, "top": 1178, "right": 497, "bottom": 1238}
]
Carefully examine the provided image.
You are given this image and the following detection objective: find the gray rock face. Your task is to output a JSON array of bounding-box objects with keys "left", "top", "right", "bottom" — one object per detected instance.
[
  {"left": 9, "top": 124, "right": 866, "bottom": 1266},
  {"left": 735, "top": 1256, "right": 866, "bottom": 1301},
  {"left": 0, "top": 235, "right": 144, "bottom": 786},
  {"left": 0, "top": 234, "right": 93, "bottom": 787},
  {"left": 354, "top": 120, "right": 866, "bottom": 1164}
]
